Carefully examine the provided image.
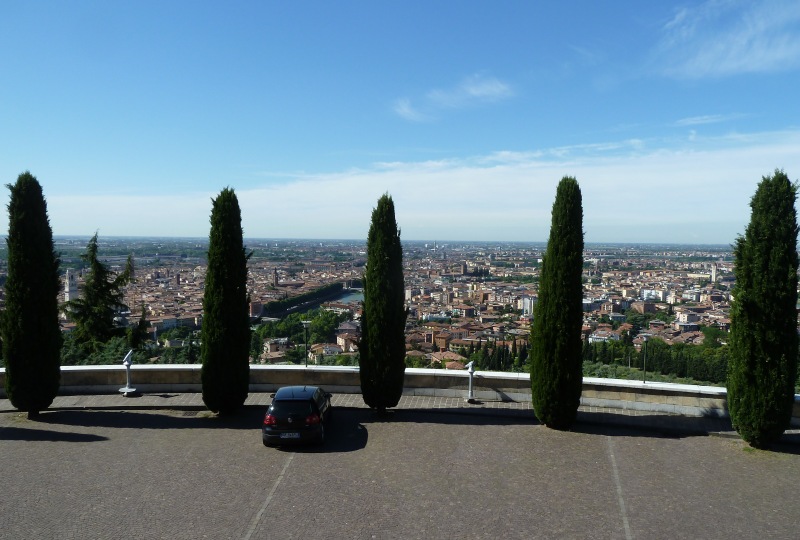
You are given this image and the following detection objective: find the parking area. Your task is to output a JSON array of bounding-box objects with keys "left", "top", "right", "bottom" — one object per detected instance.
[{"left": 1, "top": 405, "right": 799, "bottom": 539}]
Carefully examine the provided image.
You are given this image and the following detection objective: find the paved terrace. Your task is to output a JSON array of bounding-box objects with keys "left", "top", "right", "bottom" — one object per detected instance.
[{"left": 2, "top": 391, "right": 799, "bottom": 540}]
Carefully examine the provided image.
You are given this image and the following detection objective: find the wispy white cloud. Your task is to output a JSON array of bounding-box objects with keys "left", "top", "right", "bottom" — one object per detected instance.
[
  {"left": 392, "top": 98, "right": 430, "bottom": 122},
  {"left": 393, "top": 73, "right": 513, "bottom": 121},
  {"left": 232, "top": 129, "right": 800, "bottom": 243},
  {"left": 674, "top": 114, "right": 734, "bottom": 126},
  {"left": 654, "top": 0, "right": 800, "bottom": 78},
  {"left": 427, "top": 74, "right": 513, "bottom": 108},
  {"left": 17, "top": 130, "right": 799, "bottom": 244}
]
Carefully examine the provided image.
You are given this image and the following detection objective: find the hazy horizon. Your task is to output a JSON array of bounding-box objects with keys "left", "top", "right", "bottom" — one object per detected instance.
[
  {"left": 40, "top": 234, "right": 734, "bottom": 250},
  {"left": 2, "top": 2, "right": 798, "bottom": 244}
]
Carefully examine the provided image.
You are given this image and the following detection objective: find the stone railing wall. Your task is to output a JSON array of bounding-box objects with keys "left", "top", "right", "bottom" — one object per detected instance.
[{"left": 1, "top": 365, "right": 798, "bottom": 423}]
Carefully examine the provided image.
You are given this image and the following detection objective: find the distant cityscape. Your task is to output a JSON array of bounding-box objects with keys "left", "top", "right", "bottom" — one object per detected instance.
[{"left": 0, "top": 236, "right": 738, "bottom": 368}]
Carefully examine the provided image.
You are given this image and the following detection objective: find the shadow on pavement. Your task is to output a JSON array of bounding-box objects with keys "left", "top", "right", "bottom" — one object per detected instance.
[
  {"left": 35, "top": 408, "right": 371, "bottom": 453},
  {"left": 573, "top": 411, "right": 732, "bottom": 439},
  {"left": 269, "top": 409, "right": 369, "bottom": 454},
  {"left": 357, "top": 407, "right": 536, "bottom": 427},
  {"left": 352, "top": 407, "right": 750, "bottom": 441},
  {"left": 25, "top": 405, "right": 800, "bottom": 451},
  {"left": 37, "top": 408, "right": 266, "bottom": 430},
  {"left": 570, "top": 419, "right": 706, "bottom": 439},
  {"left": 0, "top": 426, "right": 108, "bottom": 443},
  {"left": 769, "top": 432, "right": 800, "bottom": 454}
]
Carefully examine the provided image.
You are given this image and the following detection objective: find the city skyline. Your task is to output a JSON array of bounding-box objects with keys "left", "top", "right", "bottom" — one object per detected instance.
[{"left": 2, "top": 1, "right": 799, "bottom": 243}]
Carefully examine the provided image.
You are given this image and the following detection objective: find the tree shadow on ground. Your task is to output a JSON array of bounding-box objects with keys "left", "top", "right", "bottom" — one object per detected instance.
[
  {"left": 568, "top": 419, "right": 710, "bottom": 440},
  {"left": 36, "top": 408, "right": 266, "bottom": 431},
  {"left": 358, "top": 407, "right": 537, "bottom": 427},
  {"left": 33, "top": 408, "right": 370, "bottom": 453},
  {"left": 730, "top": 431, "right": 800, "bottom": 455},
  {"left": 572, "top": 413, "right": 800, "bottom": 450},
  {"left": 768, "top": 432, "right": 800, "bottom": 455},
  {"left": 571, "top": 411, "right": 731, "bottom": 440},
  {"left": 350, "top": 406, "right": 778, "bottom": 442},
  {"left": 0, "top": 425, "right": 108, "bottom": 443}
]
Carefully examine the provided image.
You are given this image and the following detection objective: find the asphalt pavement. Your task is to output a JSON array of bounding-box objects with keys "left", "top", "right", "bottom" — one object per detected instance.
[{"left": 1, "top": 392, "right": 799, "bottom": 539}]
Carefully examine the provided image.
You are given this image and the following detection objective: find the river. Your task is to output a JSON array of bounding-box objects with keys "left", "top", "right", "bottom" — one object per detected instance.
[{"left": 335, "top": 290, "right": 364, "bottom": 304}]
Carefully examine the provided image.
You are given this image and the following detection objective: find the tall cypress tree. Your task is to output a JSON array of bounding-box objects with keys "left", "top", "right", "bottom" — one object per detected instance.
[
  {"left": 201, "top": 187, "right": 251, "bottom": 414},
  {"left": 530, "top": 176, "right": 584, "bottom": 429},
  {"left": 3, "top": 172, "right": 63, "bottom": 418},
  {"left": 727, "top": 170, "right": 799, "bottom": 448},
  {"left": 359, "top": 194, "right": 407, "bottom": 415}
]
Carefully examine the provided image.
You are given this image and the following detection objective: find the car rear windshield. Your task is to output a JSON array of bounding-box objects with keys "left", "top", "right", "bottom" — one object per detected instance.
[{"left": 271, "top": 401, "right": 313, "bottom": 416}]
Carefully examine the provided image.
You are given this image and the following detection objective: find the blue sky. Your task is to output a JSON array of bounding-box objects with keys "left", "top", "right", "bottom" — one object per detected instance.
[{"left": 2, "top": 0, "right": 799, "bottom": 244}]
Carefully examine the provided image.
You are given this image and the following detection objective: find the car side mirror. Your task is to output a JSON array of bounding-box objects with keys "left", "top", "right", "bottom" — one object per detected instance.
[
  {"left": 325, "top": 393, "right": 332, "bottom": 398},
  {"left": 270, "top": 393, "right": 276, "bottom": 398}
]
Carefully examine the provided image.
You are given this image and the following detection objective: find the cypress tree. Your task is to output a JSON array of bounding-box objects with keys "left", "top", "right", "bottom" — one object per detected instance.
[
  {"left": 201, "top": 188, "right": 251, "bottom": 414},
  {"left": 359, "top": 194, "right": 407, "bottom": 415},
  {"left": 3, "top": 172, "right": 63, "bottom": 418},
  {"left": 727, "top": 170, "right": 799, "bottom": 447},
  {"left": 530, "top": 176, "right": 584, "bottom": 429}
]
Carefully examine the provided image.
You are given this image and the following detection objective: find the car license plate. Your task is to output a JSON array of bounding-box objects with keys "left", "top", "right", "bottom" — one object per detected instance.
[{"left": 280, "top": 432, "right": 300, "bottom": 439}]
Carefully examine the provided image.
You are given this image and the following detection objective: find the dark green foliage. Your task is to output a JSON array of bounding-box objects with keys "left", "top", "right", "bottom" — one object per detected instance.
[
  {"left": 64, "top": 233, "right": 133, "bottom": 352},
  {"left": 581, "top": 337, "right": 729, "bottom": 385},
  {"left": 250, "top": 308, "right": 351, "bottom": 362},
  {"left": 727, "top": 170, "right": 799, "bottom": 447},
  {"left": 2, "top": 172, "right": 63, "bottom": 417},
  {"left": 201, "top": 188, "right": 251, "bottom": 414},
  {"left": 127, "top": 303, "right": 149, "bottom": 350},
  {"left": 530, "top": 176, "right": 584, "bottom": 429},
  {"left": 61, "top": 334, "right": 138, "bottom": 365},
  {"left": 252, "top": 308, "right": 349, "bottom": 346},
  {"left": 359, "top": 194, "right": 407, "bottom": 414}
]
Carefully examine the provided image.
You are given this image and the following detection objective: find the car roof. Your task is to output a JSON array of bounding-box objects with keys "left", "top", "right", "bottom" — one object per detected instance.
[{"left": 273, "top": 385, "right": 322, "bottom": 400}]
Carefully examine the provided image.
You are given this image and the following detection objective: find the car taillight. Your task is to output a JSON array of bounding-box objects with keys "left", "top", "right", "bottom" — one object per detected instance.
[
  {"left": 305, "top": 413, "right": 320, "bottom": 425},
  {"left": 264, "top": 413, "right": 277, "bottom": 426}
]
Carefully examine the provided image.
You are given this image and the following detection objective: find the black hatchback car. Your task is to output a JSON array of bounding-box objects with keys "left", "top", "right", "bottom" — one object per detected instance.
[{"left": 262, "top": 386, "right": 333, "bottom": 447}]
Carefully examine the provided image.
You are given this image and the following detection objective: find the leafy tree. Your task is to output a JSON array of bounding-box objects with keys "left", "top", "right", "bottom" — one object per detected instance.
[
  {"left": 251, "top": 308, "right": 350, "bottom": 353},
  {"left": 283, "top": 346, "right": 306, "bottom": 364},
  {"left": 700, "top": 326, "right": 725, "bottom": 349},
  {"left": 201, "top": 188, "right": 251, "bottom": 414},
  {"left": 530, "top": 176, "right": 584, "bottom": 429},
  {"left": 60, "top": 333, "right": 85, "bottom": 366},
  {"left": 2, "top": 172, "right": 62, "bottom": 418},
  {"left": 127, "top": 303, "right": 149, "bottom": 350},
  {"left": 64, "top": 233, "right": 133, "bottom": 352},
  {"left": 727, "top": 170, "right": 799, "bottom": 447},
  {"left": 359, "top": 194, "right": 407, "bottom": 415}
]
